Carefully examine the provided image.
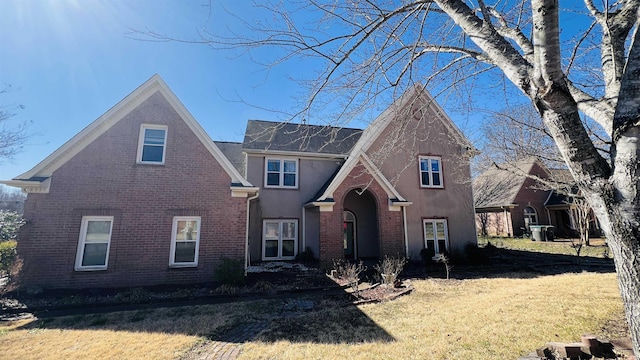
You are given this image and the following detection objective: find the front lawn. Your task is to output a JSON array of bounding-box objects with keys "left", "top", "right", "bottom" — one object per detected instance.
[{"left": 0, "top": 272, "right": 625, "bottom": 359}]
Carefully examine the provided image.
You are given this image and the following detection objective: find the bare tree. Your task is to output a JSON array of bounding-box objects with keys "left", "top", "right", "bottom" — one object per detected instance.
[
  {"left": 0, "top": 85, "right": 28, "bottom": 162},
  {"left": 141, "top": 0, "right": 640, "bottom": 353},
  {"left": 0, "top": 186, "right": 25, "bottom": 213}
]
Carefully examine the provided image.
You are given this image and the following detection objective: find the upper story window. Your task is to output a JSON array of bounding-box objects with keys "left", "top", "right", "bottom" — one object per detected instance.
[
  {"left": 265, "top": 158, "right": 298, "bottom": 188},
  {"left": 419, "top": 156, "right": 443, "bottom": 188},
  {"left": 137, "top": 124, "right": 167, "bottom": 164},
  {"left": 75, "top": 216, "right": 114, "bottom": 271}
]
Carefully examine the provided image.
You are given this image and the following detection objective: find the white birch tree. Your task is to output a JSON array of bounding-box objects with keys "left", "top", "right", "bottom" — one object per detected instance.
[{"left": 143, "top": 0, "right": 640, "bottom": 354}]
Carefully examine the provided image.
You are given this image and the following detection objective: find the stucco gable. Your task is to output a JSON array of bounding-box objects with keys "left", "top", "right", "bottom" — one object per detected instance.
[
  {"left": 3, "top": 75, "right": 254, "bottom": 192},
  {"left": 313, "top": 84, "right": 471, "bottom": 205}
]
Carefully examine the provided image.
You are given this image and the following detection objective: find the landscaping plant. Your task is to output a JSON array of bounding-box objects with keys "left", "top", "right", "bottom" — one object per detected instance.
[{"left": 374, "top": 255, "right": 407, "bottom": 287}]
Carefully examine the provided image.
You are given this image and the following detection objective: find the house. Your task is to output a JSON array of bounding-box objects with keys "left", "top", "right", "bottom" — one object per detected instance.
[
  {"left": 473, "top": 159, "right": 600, "bottom": 238},
  {"left": 473, "top": 159, "right": 551, "bottom": 237},
  {"left": 2, "top": 75, "right": 478, "bottom": 289}
]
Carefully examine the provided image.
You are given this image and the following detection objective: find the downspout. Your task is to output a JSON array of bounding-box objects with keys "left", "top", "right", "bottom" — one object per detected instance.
[
  {"left": 245, "top": 192, "right": 259, "bottom": 275},
  {"left": 402, "top": 206, "right": 409, "bottom": 258},
  {"left": 301, "top": 207, "right": 306, "bottom": 253}
]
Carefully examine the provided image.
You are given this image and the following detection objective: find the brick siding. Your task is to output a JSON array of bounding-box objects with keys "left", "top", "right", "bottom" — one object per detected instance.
[
  {"left": 318, "top": 163, "right": 404, "bottom": 265},
  {"left": 17, "top": 92, "right": 247, "bottom": 289}
]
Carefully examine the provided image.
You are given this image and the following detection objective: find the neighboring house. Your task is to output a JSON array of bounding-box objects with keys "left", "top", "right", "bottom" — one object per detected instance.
[
  {"left": 2, "top": 75, "right": 478, "bottom": 289},
  {"left": 473, "top": 159, "right": 551, "bottom": 237},
  {"left": 473, "top": 159, "right": 600, "bottom": 238}
]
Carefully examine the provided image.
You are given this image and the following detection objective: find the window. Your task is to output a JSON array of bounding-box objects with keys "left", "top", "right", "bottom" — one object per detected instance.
[
  {"left": 170, "top": 216, "right": 201, "bottom": 267},
  {"left": 523, "top": 206, "right": 538, "bottom": 229},
  {"left": 263, "top": 220, "right": 298, "bottom": 260},
  {"left": 137, "top": 124, "right": 167, "bottom": 164},
  {"left": 423, "top": 219, "right": 448, "bottom": 258},
  {"left": 265, "top": 158, "right": 298, "bottom": 188},
  {"left": 75, "top": 216, "right": 114, "bottom": 271},
  {"left": 419, "top": 156, "right": 443, "bottom": 188}
]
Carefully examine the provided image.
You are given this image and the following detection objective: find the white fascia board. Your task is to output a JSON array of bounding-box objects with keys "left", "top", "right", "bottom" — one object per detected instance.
[
  {"left": 231, "top": 186, "right": 260, "bottom": 198},
  {"left": 15, "top": 76, "right": 165, "bottom": 180},
  {"left": 305, "top": 201, "right": 335, "bottom": 212},
  {"left": 0, "top": 179, "right": 50, "bottom": 193},
  {"left": 359, "top": 152, "right": 406, "bottom": 201},
  {"left": 155, "top": 80, "right": 253, "bottom": 188},
  {"left": 13, "top": 74, "right": 254, "bottom": 188},
  {"left": 317, "top": 151, "right": 406, "bottom": 202}
]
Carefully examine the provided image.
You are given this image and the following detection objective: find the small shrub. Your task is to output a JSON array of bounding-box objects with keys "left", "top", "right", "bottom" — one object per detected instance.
[
  {"left": 247, "top": 280, "right": 275, "bottom": 294},
  {"left": 433, "top": 253, "right": 452, "bottom": 279},
  {"left": 215, "top": 257, "right": 245, "bottom": 286},
  {"left": 464, "top": 243, "right": 488, "bottom": 265},
  {"left": 374, "top": 255, "right": 407, "bottom": 287},
  {"left": 115, "top": 287, "right": 152, "bottom": 303},
  {"left": 419, "top": 248, "right": 433, "bottom": 269},
  {"left": 0, "top": 240, "right": 17, "bottom": 273},
  {"left": 295, "top": 247, "right": 315, "bottom": 265},
  {"left": 214, "top": 284, "right": 239, "bottom": 295},
  {"left": 332, "top": 259, "right": 366, "bottom": 295}
]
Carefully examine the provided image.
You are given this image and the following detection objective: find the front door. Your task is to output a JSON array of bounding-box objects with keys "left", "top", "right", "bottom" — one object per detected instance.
[{"left": 343, "top": 210, "right": 356, "bottom": 259}]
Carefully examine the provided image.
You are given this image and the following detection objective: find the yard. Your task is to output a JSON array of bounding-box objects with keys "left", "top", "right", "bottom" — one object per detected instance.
[{"left": 0, "top": 240, "right": 628, "bottom": 360}]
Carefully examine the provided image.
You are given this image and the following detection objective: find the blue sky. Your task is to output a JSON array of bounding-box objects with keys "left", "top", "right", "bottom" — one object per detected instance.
[
  {"left": 1, "top": 0, "right": 589, "bottom": 181},
  {"left": 0, "top": 0, "right": 314, "bottom": 179}
]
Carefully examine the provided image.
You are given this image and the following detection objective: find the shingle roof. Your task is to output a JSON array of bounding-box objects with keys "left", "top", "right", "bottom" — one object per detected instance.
[
  {"left": 242, "top": 120, "right": 363, "bottom": 155},
  {"left": 214, "top": 141, "right": 245, "bottom": 175},
  {"left": 473, "top": 159, "right": 539, "bottom": 209}
]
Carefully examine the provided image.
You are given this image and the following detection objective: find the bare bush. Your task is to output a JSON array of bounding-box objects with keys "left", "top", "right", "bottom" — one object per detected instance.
[{"left": 374, "top": 255, "right": 407, "bottom": 287}]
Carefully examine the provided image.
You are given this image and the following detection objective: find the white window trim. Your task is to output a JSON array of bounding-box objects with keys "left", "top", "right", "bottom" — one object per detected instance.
[
  {"left": 75, "top": 216, "right": 114, "bottom": 271},
  {"left": 169, "top": 216, "right": 201, "bottom": 268},
  {"left": 524, "top": 206, "right": 538, "bottom": 224},
  {"left": 262, "top": 219, "right": 298, "bottom": 260},
  {"left": 137, "top": 124, "right": 168, "bottom": 165},
  {"left": 419, "top": 156, "right": 444, "bottom": 188},
  {"left": 423, "top": 218, "right": 449, "bottom": 255},
  {"left": 264, "top": 158, "right": 299, "bottom": 189}
]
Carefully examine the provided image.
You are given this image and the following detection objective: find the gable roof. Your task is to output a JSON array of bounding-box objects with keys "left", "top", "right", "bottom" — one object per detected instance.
[
  {"left": 243, "top": 120, "right": 362, "bottom": 156},
  {"left": 214, "top": 141, "right": 245, "bottom": 175},
  {"left": 3, "top": 74, "right": 253, "bottom": 190},
  {"left": 473, "top": 158, "right": 545, "bottom": 209},
  {"left": 314, "top": 84, "right": 469, "bottom": 203}
]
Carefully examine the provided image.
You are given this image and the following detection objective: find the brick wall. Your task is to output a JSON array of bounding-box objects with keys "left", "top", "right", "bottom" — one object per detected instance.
[
  {"left": 318, "top": 163, "right": 404, "bottom": 264},
  {"left": 17, "top": 91, "right": 247, "bottom": 289}
]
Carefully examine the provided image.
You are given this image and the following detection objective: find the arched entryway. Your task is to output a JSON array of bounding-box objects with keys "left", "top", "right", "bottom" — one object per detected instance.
[{"left": 343, "top": 189, "right": 379, "bottom": 260}]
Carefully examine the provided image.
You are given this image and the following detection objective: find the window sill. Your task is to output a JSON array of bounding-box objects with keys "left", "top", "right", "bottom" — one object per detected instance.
[
  {"left": 136, "top": 161, "right": 165, "bottom": 166},
  {"left": 74, "top": 267, "right": 108, "bottom": 272},
  {"left": 169, "top": 264, "right": 198, "bottom": 269}
]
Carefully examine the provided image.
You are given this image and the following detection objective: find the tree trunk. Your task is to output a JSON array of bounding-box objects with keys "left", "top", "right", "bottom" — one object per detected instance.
[{"left": 602, "top": 214, "right": 640, "bottom": 357}]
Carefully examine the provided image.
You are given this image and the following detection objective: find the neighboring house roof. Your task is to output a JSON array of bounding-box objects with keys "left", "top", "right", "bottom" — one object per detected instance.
[
  {"left": 214, "top": 141, "right": 245, "bottom": 176},
  {"left": 1, "top": 74, "right": 254, "bottom": 192},
  {"left": 242, "top": 120, "right": 363, "bottom": 156},
  {"left": 544, "top": 191, "right": 572, "bottom": 208},
  {"left": 473, "top": 158, "right": 543, "bottom": 209}
]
